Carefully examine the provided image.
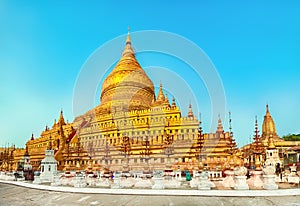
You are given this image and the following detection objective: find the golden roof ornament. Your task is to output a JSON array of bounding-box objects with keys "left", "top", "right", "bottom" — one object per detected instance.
[
  {"left": 100, "top": 28, "right": 155, "bottom": 112},
  {"left": 156, "top": 82, "right": 166, "bottom": 102},
  {"left": 30, "top": 133, "right": 34, "bottom": 141},
  {"left": 24, "top": 145, "right": 29, "bottom": 156},
  {"left": 268, "top": 134, "right": 276, "bottom": 149},
  {"left": 216, "top": 114, "right": 224, "bottom": 133},
  {"left": 188, "top": 103, "right": 194, "bottom": 117},
  {"left": 47, "top": 136, "right": 53, "bottom": 150},
  {"left": 58, "top": 109, "right": 66, "bottom": 125},
  {"left": 171, "top": 96, "right": 176, "bottom": 108},
  {"left": 261, "top": 104, "right": 281, "bottom": 142},
  {"left": 122, "top": 27, "right": 134, "bottom": 57}
]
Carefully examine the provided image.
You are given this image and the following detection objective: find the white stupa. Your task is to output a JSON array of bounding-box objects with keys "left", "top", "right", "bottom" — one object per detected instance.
[
  {"left": 265, "top": 135, "right": 281, "bottom": 167},
  {"left": 39, "top": 140, "right": 58, "bottom": 183}
]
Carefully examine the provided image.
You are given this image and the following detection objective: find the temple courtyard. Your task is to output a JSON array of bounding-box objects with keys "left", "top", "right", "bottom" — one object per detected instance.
[{"left": 0, "top": 182, "right": 299, "bottom": 206}]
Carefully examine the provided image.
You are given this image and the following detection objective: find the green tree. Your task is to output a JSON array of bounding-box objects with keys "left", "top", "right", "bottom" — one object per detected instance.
[{"left": 282, "top": 134, "right": 300, "bottom": 141}]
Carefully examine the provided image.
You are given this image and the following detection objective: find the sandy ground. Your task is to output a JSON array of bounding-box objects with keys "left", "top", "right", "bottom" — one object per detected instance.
[{"left": 0, "top": 183, "right": 300, "bottom": 206}]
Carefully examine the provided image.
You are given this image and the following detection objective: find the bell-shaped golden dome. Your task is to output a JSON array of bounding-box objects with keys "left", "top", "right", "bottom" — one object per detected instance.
[
  {"left": 100, "top": 30, "right": 155, "bottom": 112},
  {"left": 261, "top": 104, "right": 281, "bottom": 142}
]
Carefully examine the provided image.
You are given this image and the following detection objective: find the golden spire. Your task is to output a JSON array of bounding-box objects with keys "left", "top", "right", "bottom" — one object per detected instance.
[
  {"left": 156, "top": 82, "right": 165, "bottom": 102},
  {"left": 100, "top": 28, "right": 155, "bottom": 112},
  {"left": 58, "top": 110, "right": 66, "bottom": 125},
  {"left": 216, "top": 114, "right": 224, "bottom": 133},
  {"left": 171, "top": 96, "right": 176, "bottom": 108},
  {"left": 24, "top": 145, "right": 29, "bottom": 156},
  {"left": 266, "top": 104, "right": 271, "bottom": 116},
  {"left": 126, "top": 27, "right": 131, "bottom": 44},
  {"left": 261, "top": 104, "right": 280, "bottom": 142},
  {"left": 122, "top": 27, "right": 134, "bottom": 57},
  {"left": 30, "top": 133, "right": 34, "bottom": 141},
  {"left": 188, "top": 103, "right": 194, "bottom": 117}
]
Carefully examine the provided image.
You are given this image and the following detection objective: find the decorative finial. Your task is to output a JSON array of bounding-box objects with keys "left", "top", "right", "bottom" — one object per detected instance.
[
  {"left": 268, "top": 134, "right": 276, "bottom": 149},
  {"left": 229, "top": 111, "right": 233, "bottom": 136},
  {"left": 126, "top": 27, "right": 131, "bottom": 45},
  {"left": 255, "top": 115, "right": 258, "bottom": 127},
  {"left": 122, "top": 28, "right": 134, "bottom": 56},
  {"left": 25, "top": 145, "right": 29, "bottom": 156},
  {"left": 216, "top": 114, "right": 224, "bottom": 134},
  {"left": 188, "top": 103, "right": 194, "bottom": 118},
  {"left": 171, "top": 96, "right": 176, "bottom": 108},
  {"left": 59, "top": 109, "right": 66, "bottom": 125},
  {"left": 266, "top": 104, "right": 269, "bottom": 113},
  {"left": 48, "top": 136, "right": 52, "bottom": 150},
  {"left": 156, "top": 81, "right": 165, "bottom": 102},
  {"left": 165, "top": 93, "right": 169, "bottom": 105},
  {"left": 253, "top": 116, "right": 261, "bottom": 153},
  {"left": 198, "top": 112, "right": 203, "bottom": 133}
]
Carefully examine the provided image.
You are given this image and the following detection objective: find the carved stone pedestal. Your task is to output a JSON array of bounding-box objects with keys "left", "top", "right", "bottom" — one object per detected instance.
[
  {"left": 263, "top": 175, "right": 278, "bottom": 190},
  {"left": 134, "top": 178, "right": 152, "bottom": 188},
  {"left": 50, "top": 175, "right": 61, "bottom": 186},
  {"left": 198, "top": 171, "right": 215, "bottom": 190},
  {"left": 33, "top": 175, "right": 41, "bottom": 184},
  {"left": 287, "top": 165, "right": 300, "bottom": 184},
  {"left": 248, "top": 170, "right": 263, "bottom": 189},
  {"left": 95, "top": 178, "right": 110, "bottom": 188},
  {"left": 74, "top": 175, "right": 86, "bottom": 188},
  {"left": 111, "top": 173, "right": 121, "bottom": 189},
  {"left": 152, "top": 170, "right": 164, "bottom": 189},
  {"left": 222, "top": 170, "right": 235, "bottom": 188},
  {"left": 234, "top": 176, "right": 249, "bottom": 190},
  {"left": 152, "top": 177, "right": 164, "bottom": 189}
]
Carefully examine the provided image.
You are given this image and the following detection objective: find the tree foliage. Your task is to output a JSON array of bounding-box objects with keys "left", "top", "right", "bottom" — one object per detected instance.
[{"left": 282, "top": 133, "right": 300, "bottom": 141}]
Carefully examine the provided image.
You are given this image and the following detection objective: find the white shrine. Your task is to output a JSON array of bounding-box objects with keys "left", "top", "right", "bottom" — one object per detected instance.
[
  {"left": 39, "top": 144, "right": 58, "bottom": 183},
  {"left": 265, "top": 135, "right": 281, "bottom": 167}
]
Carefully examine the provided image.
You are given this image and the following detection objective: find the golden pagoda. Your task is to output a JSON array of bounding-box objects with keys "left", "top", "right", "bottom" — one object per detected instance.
[
  {"left": 12, "top": 110, "right": 89, "bottom": 171},
  {"left": 261, "top": 104, "right": 281, "bottom": 143},
  {"left": 10, "top": 30, "right": 240, "bottom": 172},
  {"left": 242, "top": 104, "right": 300, "bottom": 168},
  {"left": 72, "top": 30, "right": 239, "bottom": 171}
]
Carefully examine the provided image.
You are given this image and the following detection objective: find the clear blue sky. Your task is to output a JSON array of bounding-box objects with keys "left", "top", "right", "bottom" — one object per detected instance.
[{"left": 0, "top": 1, "right": 299, "bottom": 148}]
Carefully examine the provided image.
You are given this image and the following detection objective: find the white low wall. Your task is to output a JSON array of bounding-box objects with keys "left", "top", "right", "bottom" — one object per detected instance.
[{"left": 1, "top": 180, "right": 300, "bottom": 197}]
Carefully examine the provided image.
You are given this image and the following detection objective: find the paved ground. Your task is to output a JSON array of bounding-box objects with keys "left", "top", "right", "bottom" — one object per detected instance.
[{"left": 0, "top": 183, "right": 300, "bottom": 206}]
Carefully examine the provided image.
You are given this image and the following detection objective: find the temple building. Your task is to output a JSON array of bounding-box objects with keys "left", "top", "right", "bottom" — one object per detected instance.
[
  {"left": 8, "top": 30, "right": 239, "bottom": 172},
  {"left": 72, "top": 30, "right": 238, "bottom": 171},
  {"left": 12, "top": 111, "right": 89, "bottom": 171},
  {"left": 242, "top": 105, "right": 300, "bottom": 169}
]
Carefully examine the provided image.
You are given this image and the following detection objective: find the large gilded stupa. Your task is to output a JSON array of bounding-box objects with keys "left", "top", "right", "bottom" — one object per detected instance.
[
  {"left": 70, "top": 30, "right": 238, "bottom": 171},
  {"left": 8, "top": 30, "right": 238, "bottom": 172},
  {"left": 99, "top": 31, "right": 155, "bottom": 112}
]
